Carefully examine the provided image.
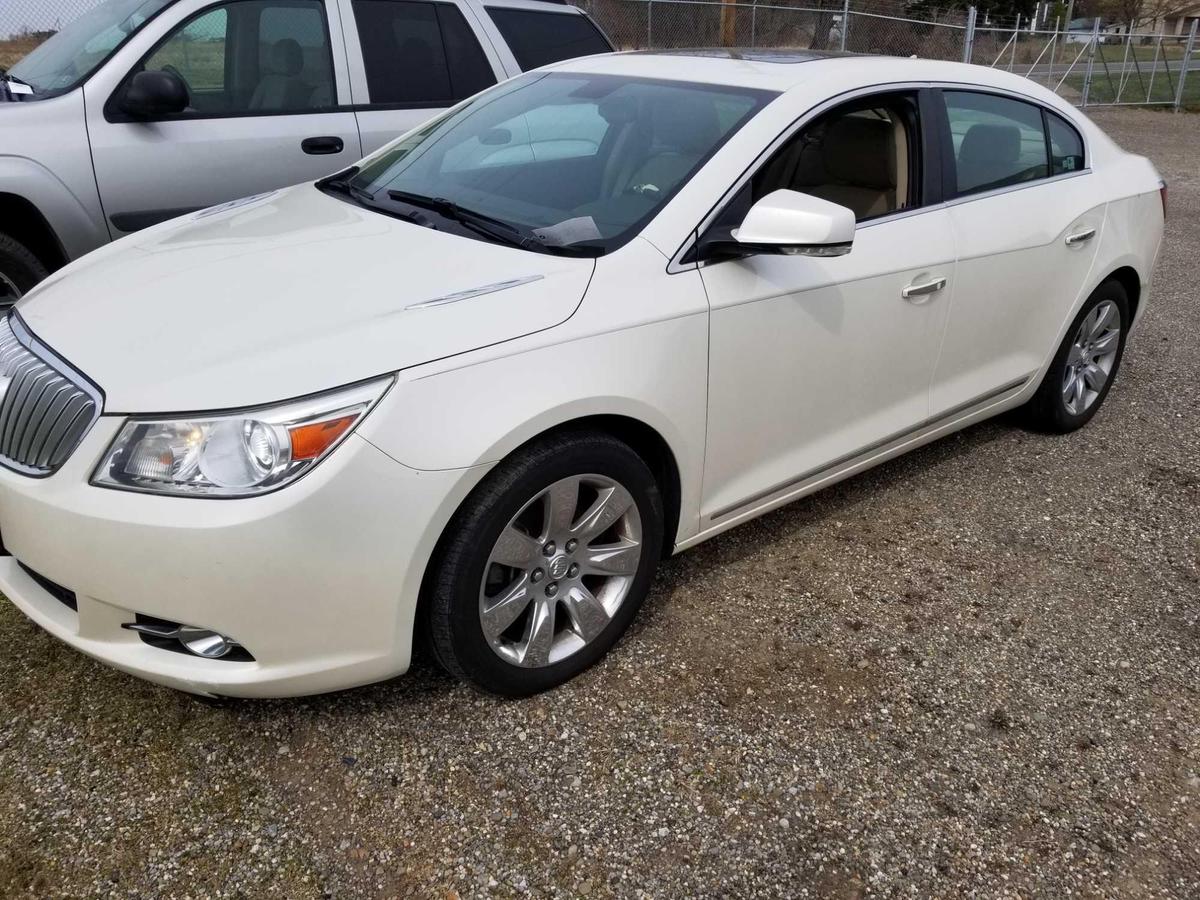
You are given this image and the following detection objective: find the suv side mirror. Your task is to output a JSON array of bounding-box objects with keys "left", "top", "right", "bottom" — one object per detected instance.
[
  {"left": 120, "top": 70, "right": 189, "bottom": 119},
  {"left": 711, "top": 190, "right": 856, "bottom": 259}
]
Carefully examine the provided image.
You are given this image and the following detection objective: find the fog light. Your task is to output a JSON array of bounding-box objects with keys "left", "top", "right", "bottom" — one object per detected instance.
[{"left": 123, "top": 617, "right": 250, "bottom": 660}]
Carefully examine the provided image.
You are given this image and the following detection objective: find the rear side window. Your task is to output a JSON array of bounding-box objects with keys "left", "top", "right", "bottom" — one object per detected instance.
[
  {"left": 943, "top": 91, "right": 1049, "bottom": 196},
  {"left": 1047, "top": 111, "right": 1085, "bottom": 175},
  {"left": 352, "top": 0, "right": 496, "bottom": 105},
  {"left": 486, "top": 8, "right": 611, "bottom": 70}
]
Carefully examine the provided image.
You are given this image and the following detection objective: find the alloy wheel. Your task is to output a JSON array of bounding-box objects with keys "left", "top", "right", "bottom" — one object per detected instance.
[
  {"left": 479, "top": 473, "right": 643, "bottom": 668},
  {"left": 1062, "top": 299, "right": 1121, "bottom": 415}
]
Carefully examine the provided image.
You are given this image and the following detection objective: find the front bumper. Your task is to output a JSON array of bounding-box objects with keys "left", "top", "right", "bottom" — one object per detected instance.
[{"left": 0, "top": 417, "right": 477, "bottom": 697}]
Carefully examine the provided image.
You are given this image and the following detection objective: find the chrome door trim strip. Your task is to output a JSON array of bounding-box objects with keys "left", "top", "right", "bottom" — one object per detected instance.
[{"left": 709, "top": 375, "right": 1032, "bottom": 522}]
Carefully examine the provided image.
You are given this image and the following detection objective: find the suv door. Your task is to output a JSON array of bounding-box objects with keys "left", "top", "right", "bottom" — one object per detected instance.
[
  {"left": 339, "top": 0, "right": 505, "bottom": 156},
  {"left": 86, "top": 0, "right": 360, "bottom": 236},
  {"left": 696, "top": 91, "right": 957, "bottom": 526},
  {"left": 927, "top": 89, "right": 1104, "bottom": 418}
]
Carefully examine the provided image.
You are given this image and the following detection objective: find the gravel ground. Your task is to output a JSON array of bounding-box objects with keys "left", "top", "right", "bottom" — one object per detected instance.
[{"left": 1, "top": 106, "right": 1197, "bottom": 899}]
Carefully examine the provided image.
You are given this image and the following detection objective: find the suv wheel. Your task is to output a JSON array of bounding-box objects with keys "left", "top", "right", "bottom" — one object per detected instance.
[
  {"left": 426, "top": 431, "right": 664, "bottom": 696},
  {"left": 0, "top": 232, "right": 49, "bottom": 313}
]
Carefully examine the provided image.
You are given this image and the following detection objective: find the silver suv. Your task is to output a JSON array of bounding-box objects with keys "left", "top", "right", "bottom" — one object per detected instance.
[{"left": 0, "top": 0, "right": 612, "bottom": 307}]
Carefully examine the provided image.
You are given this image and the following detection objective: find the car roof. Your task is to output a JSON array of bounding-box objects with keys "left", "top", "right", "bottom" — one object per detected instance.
[{"left": 544, "top": 49, "right": 1050, "bottom": 98}]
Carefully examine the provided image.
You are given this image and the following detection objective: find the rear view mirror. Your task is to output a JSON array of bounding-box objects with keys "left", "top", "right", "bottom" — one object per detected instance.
[
  {"left": 120, "top": 70, "right": 188, "bottom": 119},
  {"left": 733, "top": 190, "right": 855, "bottom": 257}
]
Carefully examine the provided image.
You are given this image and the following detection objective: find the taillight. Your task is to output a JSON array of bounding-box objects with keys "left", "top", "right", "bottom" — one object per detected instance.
[{"left": 1160, "top": 181, "right": 1168, "bottom": 220}]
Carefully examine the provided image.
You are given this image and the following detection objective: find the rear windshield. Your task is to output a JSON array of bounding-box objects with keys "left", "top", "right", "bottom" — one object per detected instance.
[{"left": 485, "top": 8, "right": 611, "bottom": 70}]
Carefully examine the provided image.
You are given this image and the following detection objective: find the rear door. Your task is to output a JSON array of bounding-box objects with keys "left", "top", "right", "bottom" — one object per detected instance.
[
  {"left": 339, "top": 0, "right": 505, "bottom": 156},
  {"left": 927, "top": 89, "right": 1104, "bottom": 417},
  {"left": 86, "top": 0, "right": 360, "bottom": 236}
]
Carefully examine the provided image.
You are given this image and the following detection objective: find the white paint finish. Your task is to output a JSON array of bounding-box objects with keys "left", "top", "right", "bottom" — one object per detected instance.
[
  {"left": 0, "top": 54, "right": 1167, "bottom": 695},
  {"left": 929, "top": 175, "right": 1107, "bottom": 418},
  {"left": 699, "top": 208, "right": 957, "bottom": 521},
  {"left": 18, "top": 184, "right": 594, "bottom": 412}
]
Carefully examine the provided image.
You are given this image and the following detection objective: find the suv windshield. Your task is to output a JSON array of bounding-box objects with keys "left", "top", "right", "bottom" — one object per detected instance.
[
  {"left": 341, "top": 72, "right": 774, "bottom": 255},
  {"left": 7, "top": 0, "right": 174, "bottom": 98}
]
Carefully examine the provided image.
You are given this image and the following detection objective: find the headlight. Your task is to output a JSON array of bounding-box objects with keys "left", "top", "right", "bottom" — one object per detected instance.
[{"left": 91, "top": 377, "right": 392, "bottom": 497}]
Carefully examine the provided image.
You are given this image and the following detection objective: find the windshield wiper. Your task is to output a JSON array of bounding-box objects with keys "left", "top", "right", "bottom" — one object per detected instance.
[
  {"left": 386, "top": 190, "right": 541, "bottom": 252},
  {"left": 0, "top": 69, "right": 35, "bottom": 99}
]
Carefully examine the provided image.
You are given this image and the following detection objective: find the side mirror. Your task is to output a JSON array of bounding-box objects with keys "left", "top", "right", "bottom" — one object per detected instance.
[
  {"left": 725, "top": 190, "right": 855, "bottom": 258},
  {"left": 120, "top": 70, "right": 188, "bottom": 119}
]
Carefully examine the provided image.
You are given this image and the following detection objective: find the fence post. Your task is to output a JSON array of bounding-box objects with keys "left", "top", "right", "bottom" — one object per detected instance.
[
  {"left": 751, "top": 0, "right": 758, "bottom": 48},
  {"left": 963, "top": 6, "right": 977, "bottom": 63},
  {"left": 1010, "top": 14, "right": 1021, "bottom": 70},
  {"left": 646, "top": 0, "right": 652, "bottom": 48},
  {"left": 840, "top": 0, "right": 851, "bottom": 51},
  {"left": 1081, "top": 17, "right": 1101, "bottom": 107},
  {"left": 1175, "top": 18, "right": 1198, "bottom": 111}
]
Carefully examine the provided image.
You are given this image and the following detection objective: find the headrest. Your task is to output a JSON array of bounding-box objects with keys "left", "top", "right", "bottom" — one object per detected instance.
[
  {"left": 958, "top": 122, "right": 1021, "bottom": 166},
  {"left": 651, "top": 96, "right": 721, "bottom": 155},
  {"left": 268, "top": 38, "right": 304, "bottom": 77},
  {"left": 821, "top": 115, "right": 895, "bottom": 190}
]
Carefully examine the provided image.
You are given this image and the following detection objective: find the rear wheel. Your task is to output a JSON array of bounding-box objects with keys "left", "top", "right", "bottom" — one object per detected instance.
[
  {"left": 1023, "top": 280, "right": 1129, "bottom": 433},
  {"left": 0, "top": 232, "right": 49, "bottom": 313},
  {"left": 426, "top": 431, "right": 664, "bottom": 696}
]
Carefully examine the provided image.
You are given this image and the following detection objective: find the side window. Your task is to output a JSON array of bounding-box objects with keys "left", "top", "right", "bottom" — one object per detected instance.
[
  {"left": 141, "top": 0, "right": 335, "bottom": 116},
  {"left": 144, "top": 7, "right": 229, "bottom": 100},
  {"left": 485, "top": 8, "right": 611, "bottom": 70},
  {"left": 943, "top": 91, "right": 1049, "bottom": 196},
  {"left": 753, "top": 93, "right": 920, "bottom": 223},
  {"left": 1047, "top": 111, "right": 1085, "bottom": 175},
  {"left": 351, "top": 0, "right": 496, "bottom": 106}
]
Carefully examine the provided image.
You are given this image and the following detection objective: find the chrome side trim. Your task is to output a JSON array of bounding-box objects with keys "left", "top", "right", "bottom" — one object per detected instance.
[
  {"left": 406, "top": 275, "right": 545, "bottom": 310},
  {"left": 709, "top": 375, "right": 1032, "bottom": 522}
]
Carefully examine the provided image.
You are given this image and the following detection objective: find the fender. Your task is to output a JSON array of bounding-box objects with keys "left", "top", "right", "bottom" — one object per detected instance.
[{"left": 0, "top": 155, "right": 108, "bottom": 261}]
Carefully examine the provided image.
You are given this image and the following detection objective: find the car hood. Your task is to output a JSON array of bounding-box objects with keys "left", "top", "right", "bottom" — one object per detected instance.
[{"left": 18, "top": 185, "right": 594, "bottom": 413}]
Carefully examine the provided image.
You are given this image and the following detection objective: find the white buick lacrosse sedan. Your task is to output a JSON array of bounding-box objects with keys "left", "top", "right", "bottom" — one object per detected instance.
[{"left": 0, "top": 51, "right": 1164, "bottom": 697}]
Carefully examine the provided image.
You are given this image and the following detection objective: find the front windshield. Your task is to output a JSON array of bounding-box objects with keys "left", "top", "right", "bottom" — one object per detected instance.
[
  {"left": 345, "top": 72, "right": 775, "bottom": 255},
  {"left": 8, "top": 0, "right": 174, "bottom": 97}
]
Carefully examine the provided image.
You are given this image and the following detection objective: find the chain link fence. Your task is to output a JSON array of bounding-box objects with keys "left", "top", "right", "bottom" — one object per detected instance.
[{"left": 2, "top": 0, "right": 1196, "bottom": 109}]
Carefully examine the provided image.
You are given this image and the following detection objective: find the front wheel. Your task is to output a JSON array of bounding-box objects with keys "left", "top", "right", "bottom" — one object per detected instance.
[
  {"left": 426, "top": 431, "right": 664, "bottom": 696},
  {"left": 0, "top": 232, "right": 49, "bottom": 313},
  {"left": 1022, "top": 280, "right": 1130, "bottom": 433}
]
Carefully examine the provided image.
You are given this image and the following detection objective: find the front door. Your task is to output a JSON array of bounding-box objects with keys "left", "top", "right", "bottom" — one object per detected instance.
[
  {"left": 86, "top": 0, "right": 360, "bottom": 236},
  {"left": 698, "top": 91, "right": 955, "bottom": 526}
]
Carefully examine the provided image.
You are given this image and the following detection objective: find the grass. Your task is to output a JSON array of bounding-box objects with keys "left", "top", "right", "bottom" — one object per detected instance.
[
  {"left": 1066, "top": 71, "right": 1200, "bottom": 111},
  {"left": 0, "top": 36, "right": 44, "bottom": 69}
]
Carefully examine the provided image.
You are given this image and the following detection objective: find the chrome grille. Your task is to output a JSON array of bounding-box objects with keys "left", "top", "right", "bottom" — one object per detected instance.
[{"left": 0, "top": 316, "right": 100, "bottom": 476}]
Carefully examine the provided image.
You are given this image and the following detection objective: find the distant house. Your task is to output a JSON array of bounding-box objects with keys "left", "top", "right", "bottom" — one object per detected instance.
[{"left": 1150, "top": 2, "right": 1200, "bottom": 36}]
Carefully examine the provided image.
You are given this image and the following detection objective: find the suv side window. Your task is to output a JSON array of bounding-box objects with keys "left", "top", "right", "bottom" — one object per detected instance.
[
  {"left": 351, "top": 0, "right": 496, "bottom": 106},
  {"left": 485, "top": 8, "right": 611, "bottom": 69},
  {"left": 943, "top": 91, "right": 1049, "bottom": 196},
  {"left": 141, "top": 0, "right": 336, "bottom": 116}
]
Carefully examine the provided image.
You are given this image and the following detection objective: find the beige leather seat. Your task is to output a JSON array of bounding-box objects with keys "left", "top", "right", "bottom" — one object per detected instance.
[
  {"left": 956, "top": 122, "right": 1021, "bottom": 193},
  {"left": 250, "top": 39, "right": 312, "bottom": 111},
  {"left": 805, "top": 115, "right": 897, "bottom": 220}
]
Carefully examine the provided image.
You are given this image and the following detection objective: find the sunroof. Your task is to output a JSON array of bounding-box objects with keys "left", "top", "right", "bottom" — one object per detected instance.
[{"left": 630, "top": 48, "right": 852, "bottom": 64}]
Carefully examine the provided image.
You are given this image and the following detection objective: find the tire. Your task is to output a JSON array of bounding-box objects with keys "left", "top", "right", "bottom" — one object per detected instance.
[
  {"left": 426, "top": 430, "right": 664, "bottom": 697},
  {"left": 0, "top": 231, "right": 49, "bottom": 312},
  {"left": 1022, "top": 280, "right": 1130, "bottom": 434}
]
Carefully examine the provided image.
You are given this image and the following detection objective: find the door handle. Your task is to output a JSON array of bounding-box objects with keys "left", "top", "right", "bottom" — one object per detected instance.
[
  {"left": 901, "top": 276, "right": 947, "bottom": 301},
  {"left": 301, "top": 136, "right": 344, "bottom": 155},
  {"left": 1065, "top": 227, "right": 1096, "bottom": 246}
]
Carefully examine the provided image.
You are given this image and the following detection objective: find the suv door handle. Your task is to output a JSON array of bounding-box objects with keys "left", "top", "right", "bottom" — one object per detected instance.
[
  {"left": 301, "top": 136, "right": 344, "bottom": 155},
  {"left": 1065, "top": 227, "right": 1096, "bottom": 246},
  {"left": 901, "top": 276, "right": 947, "bottom": 300}
]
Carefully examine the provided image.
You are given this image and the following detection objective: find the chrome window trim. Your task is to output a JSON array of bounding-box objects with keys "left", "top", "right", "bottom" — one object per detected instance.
[{"left": 667, "top": 79, "right": 1092, "bottom": 275}]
